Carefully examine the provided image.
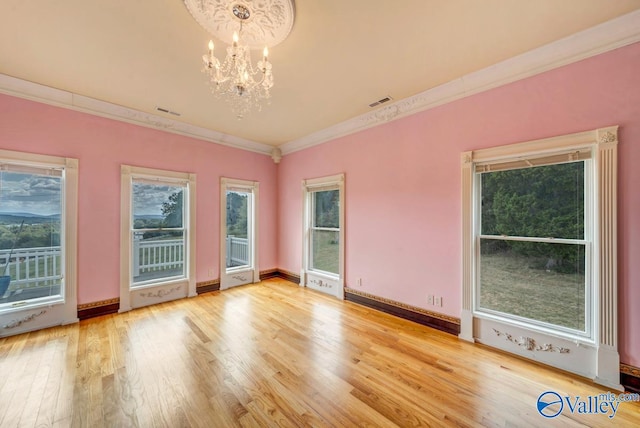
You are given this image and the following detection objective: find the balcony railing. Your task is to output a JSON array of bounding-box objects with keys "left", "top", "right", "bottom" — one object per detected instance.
[
  {"left": 0, "top": 246, "right": 62, "bottom": 300},
  {"left": 1, "top": 236, "right": 250, "bottom": 297},
  {"left": 226, "top": 236, "right": 249, "bottom": 268}
]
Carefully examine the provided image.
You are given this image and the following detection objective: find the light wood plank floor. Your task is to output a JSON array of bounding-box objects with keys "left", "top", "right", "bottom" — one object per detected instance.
[{"left": 0, "top": 278, "right": 638, "bottom": 427}]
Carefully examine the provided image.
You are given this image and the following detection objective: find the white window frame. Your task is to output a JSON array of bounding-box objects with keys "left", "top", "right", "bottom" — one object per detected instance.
[
  {"left": 0, "top": 149, "right": 78, "bottom": 337},
  {"left": 301, "top": 173, "right": 345, "bottom": 299},
  {"left": 219, "top": 177, "right": 259, "bottom": 290},
  {"left": 119, "top": 165, "right": 196, "bottom": 311},
  {"left": 460, "top": 126, "right": 621, "bottom": 390}
]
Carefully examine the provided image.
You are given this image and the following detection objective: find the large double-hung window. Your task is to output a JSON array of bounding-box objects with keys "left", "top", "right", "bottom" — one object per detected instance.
[
  {"left": 460, "top": 126, "right": 621, "bottom": 389},
  {"left": 120, "top": 165, "right": 196, "bottom": 311},
  {"left": 477, "top": 155, "right": 590, "bottom": 335},
  {"left": 0, "top": 149, "right": 78, "bottom": 337}
]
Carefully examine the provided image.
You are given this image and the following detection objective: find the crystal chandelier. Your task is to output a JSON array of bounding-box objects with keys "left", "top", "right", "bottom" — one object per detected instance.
[{"left": 202, "top": 5, "right": 274, "bottom": 118}]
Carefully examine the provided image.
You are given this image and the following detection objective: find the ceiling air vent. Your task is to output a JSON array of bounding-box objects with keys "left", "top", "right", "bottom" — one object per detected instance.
[
  {"left": 368, "top": 96, "right": 393, "bottom": 108},
  {"left": 155, "top": 106, "right": 181, "bottom": 116}
]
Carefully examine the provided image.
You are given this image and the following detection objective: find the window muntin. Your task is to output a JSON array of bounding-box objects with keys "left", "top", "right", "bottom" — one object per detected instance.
[
  {"left": 0, "top": 166, "right": 64, "bottom": 308},
  {"left": 131, "top": 180, "right": 186, "bottom": 286},
  {"left": 309, "top": 189, "right": 340, "bottom": 275},
  {"left": 476, "top": 160, "right": 590, "bottom": 335}
]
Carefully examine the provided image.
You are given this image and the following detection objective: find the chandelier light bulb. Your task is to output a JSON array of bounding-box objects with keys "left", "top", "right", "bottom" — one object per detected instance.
[
  {"left": 232, "top": 32, "right": 239, "bottom": 45},
  {"left": 208, "top": 40, "right": 214, "bottom": 52},
  {"left": 263, "top": 46, "right": 269, "bottom": 60}
]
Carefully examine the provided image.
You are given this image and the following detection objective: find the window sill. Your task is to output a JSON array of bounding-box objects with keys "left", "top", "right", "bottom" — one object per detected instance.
[
  {"left": 131, "top": 276, "right": 188, "bottom": 291},
  {"left": 473, "top": 309, "right": 595, "bottom": 346}
]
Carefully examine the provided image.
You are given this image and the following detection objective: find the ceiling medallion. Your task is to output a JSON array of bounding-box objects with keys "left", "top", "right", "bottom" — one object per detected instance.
[{"left": 184, "top": 0, "right": 295, "bottom": 117}]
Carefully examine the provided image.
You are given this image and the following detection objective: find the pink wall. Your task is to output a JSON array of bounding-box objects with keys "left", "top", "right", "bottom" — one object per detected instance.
[
  {"left": 277, "top": 42, "right": 640, "bottom": 367},
  {"left": 0, "top": 95, "right": 278, "bottom": 304},
  {"left": 1, "top": 41, "right": 638, "bottom": 368}
]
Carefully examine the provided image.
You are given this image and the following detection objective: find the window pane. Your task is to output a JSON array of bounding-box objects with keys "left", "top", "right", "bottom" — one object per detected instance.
[
  {"left": 132, "top": 230, "right": 184, "bottom": 284},
  {"left": 132, "top": 183, "right": 183, "bottom": 229},
  {"left": 131, "top": 181, "right": 186, "bottom": 286},
  {"left": 226, "top": 191, "right": 248, "bottom": 239},
  {"left": 481, "top": 162, "right": 584, "bottom": 239},
  {"left": 313, "top": 190, "right": 339, "bottom": 228},
  {"left": 311, "top": 230, "right": 339, "bottom": 274},
  {"left": 0, "top": 171, "right": 63, "bottom": 304},
  {"left": 479, "top": 239, "right": 586, "bottom": 332},
  {"left": 226, "top": 190, "right": 250, "bottom": 269}
]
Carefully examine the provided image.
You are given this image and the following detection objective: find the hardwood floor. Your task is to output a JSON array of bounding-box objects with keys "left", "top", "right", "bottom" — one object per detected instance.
[{"left": 0, "top": 278, "right": 638, "bottom": 427}]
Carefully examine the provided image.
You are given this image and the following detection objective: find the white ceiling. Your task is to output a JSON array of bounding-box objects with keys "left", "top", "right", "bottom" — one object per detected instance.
[{"left": 1, "top": 1, "right": 639, "bottom": 150}]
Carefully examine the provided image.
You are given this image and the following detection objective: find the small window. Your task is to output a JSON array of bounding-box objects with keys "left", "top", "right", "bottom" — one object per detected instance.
[
  {"left": 302, "top": 174, "right": 344, "bottom": 299},
  {"left": 310, "top": 189, "right": 340, "bottom": 274}
]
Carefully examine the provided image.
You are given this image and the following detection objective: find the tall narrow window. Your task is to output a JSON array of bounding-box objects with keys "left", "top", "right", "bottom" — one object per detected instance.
[
  {"left": 460, "top": 126, "right": 620, "bottom": 389},
  {"left": 0, "top": 149, "right": 78, "bottom": 337},
  {"left": 302, "top": 174, "right": 344, "bottom": 299},
  {"left": 220, "top": 178, "right": 259, "bottom": 290},
  {"left": 310, "top": 189, "right": 340, "bottom": 275},
  {"left": 120, "top": 166, "right": 196, "bottom": 311}
]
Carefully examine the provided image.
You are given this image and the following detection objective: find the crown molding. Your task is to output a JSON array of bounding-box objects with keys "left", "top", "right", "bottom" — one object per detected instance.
[
  {"left": 0, "top": 74, "right": 273, "bottom": 156},
  {"left": 1, "top": 11, "right": 639, "bottom": 158},
  {"left": 279, "top": 10, "right": 640, "bottom": 155}
]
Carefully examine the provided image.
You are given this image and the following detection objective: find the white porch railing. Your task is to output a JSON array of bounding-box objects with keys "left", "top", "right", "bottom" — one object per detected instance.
[
  {"left": 1, "top": 236, "right": 249, "bottom": 291},
  {"left": 0, "top": 246, "right": 62, "bottom": 288},
  {"left": 226, "top": 236, "right": 249, "bottom": 267},
  {"left": 133, "top": 238, "right": 184, "bottom": 278}
]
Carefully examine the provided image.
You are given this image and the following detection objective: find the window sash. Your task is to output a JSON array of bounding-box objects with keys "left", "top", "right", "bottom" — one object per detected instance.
[{"left": 476, "top": 237, "right": 590, "bottom": 336}]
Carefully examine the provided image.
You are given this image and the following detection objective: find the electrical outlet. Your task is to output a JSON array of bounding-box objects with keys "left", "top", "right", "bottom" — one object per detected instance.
[
  {"left": 434, "top": 296, "right": 442, "bottom": 307},
  {"left": 208, "top": 269, "right": 214, "bottom": 277},
  {"left": 357, "top": 278, "right": 362, "bottom": 286},
  {"left": 427, "top": 294, "right": 434, "bottom": 305}
]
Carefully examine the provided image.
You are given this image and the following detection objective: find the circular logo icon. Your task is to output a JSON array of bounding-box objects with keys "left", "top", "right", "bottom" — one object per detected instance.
[{"left": 537, "top": 391, "right": 564, "bottom": 418}]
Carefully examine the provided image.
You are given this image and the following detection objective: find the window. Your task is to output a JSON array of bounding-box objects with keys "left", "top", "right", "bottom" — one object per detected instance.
[
  {"left": 301, "top": 174, "right": 344, "bottom": 299},
  {"left": 310, "top": 189, "right": 340, "bottom": 275},
  {"left": 120, "top": 166, "right": 196, "bottom": 311},
  {"left": 477, "top": 158, "right": 590, "bottom": 335},
  {"left": 0, "top": 149, "right": 78, "bottom": 336},
  {"left": 220, "top": 178, "right": 259, "bottom": 290},
  {"left": 132, "top": 179, "right": 186, "bottom": 286},
  {"left": 461, "top": 126, "right": 621, "bottom": 389}
]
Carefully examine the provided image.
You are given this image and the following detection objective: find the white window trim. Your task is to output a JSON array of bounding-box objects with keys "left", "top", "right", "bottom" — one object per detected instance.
[
  {"left": 219, "top": 177, "right": 259, "bottom": 290},
  {"left": 460, "top": 126, "right": 621, "bottom": 390},
  {"left": 0, "top": 149, "right": 78, "bottom": 337},
  {"left": 119, "top": 165, "right": 196, "bottom": 312},
  {"left": 301, "top": 173, "right": 345, "bottom": 299}
]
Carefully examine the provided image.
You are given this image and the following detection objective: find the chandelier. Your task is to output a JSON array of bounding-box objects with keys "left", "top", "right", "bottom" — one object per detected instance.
[
  {"left": 202, "top": 5, "right": 273, "bottom": 118},
  {"left": 184, "top": 1, "right": 296, "bottom": 118}
]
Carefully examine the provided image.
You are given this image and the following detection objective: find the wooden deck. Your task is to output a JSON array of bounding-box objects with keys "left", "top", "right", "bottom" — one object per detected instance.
[{"left": 0, "top": 278, "right": 638, "bottom": 427}]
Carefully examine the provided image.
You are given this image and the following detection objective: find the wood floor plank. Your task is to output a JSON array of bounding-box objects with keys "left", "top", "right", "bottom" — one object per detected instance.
[{"left": 0, "top": 278, "right": 638, "bottom": 427}]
